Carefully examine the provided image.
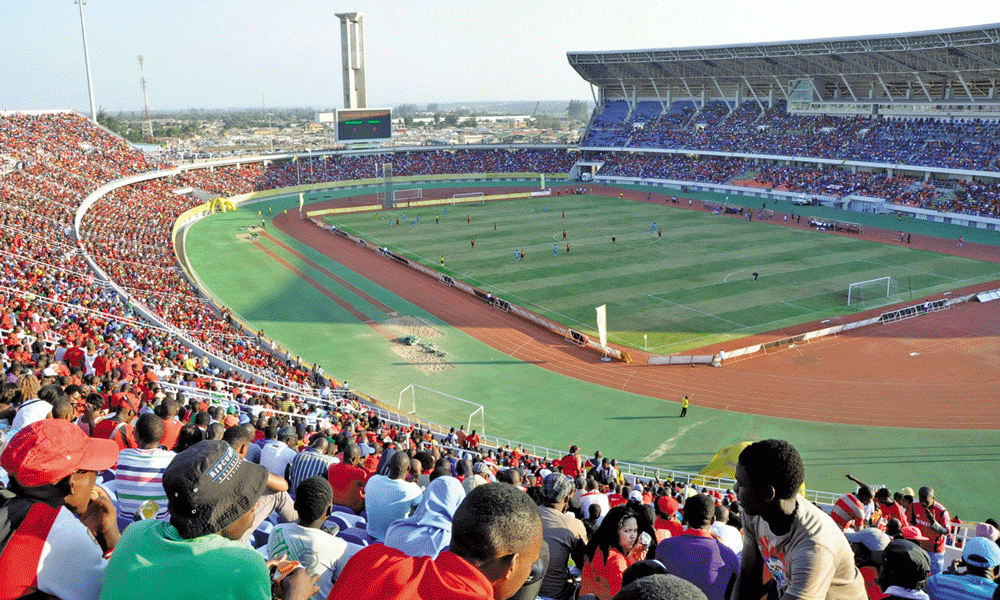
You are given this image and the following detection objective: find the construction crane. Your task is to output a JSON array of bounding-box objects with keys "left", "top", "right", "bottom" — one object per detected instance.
[{"left": 138, "top": 55, "right": 154, "bottom": 143}]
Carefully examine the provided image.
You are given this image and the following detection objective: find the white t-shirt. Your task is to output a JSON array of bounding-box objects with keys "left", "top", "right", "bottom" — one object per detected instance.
[
  {"left": 260, "top": 442, "right": 298, "bottom": 479},
  {"left": 711, "top": 521, "right": 744, "bottom": 559},
  {"left": 33, "top": 505, "right": 108, "bottom": 600},
  {"left": 267, "top": 523, "right": 359, "bottom": 600},
  {"left": 580, "top": 491, "right": 611, "bottom": 523},
  {"left": 363, "top": 475, "right": 423, "bottom": 542},
  {"left": 11, "top": 398, "right": 53, "bottom": 431},
  {"left": 743, "top": 499, "right": 866, "bottom": 600}
]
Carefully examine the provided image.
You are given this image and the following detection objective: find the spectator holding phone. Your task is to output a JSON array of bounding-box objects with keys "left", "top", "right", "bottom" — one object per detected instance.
[{"left": 580, "top": 505, "right": 651, "bottom": 600}]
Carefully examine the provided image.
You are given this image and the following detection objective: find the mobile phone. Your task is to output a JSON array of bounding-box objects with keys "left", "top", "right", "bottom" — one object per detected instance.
[
  {"left": 639, "top": 531, "right": 651, "bottom": 547},
  {"left": 272, "top": 560, "right": 300, "bottom": 583},
  {"left": 137, "top": 499, "right": 159, "bottom": 520}
]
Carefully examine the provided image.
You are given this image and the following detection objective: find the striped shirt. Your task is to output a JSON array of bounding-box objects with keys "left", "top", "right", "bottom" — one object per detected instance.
[
  {"left": 115, "top": 447, "right": 176, "bottom": 521},
  {"left": 830, "top": 493, "right": 865, "bottom": 530},
  {"left": 287, "top": 448, "right": 336, "bottom": 498}
]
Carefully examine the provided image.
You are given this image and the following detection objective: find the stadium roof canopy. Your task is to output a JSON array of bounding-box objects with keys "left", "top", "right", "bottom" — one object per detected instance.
[{"left": 567, "top": 23, "right": 1000, "bottom": 105}]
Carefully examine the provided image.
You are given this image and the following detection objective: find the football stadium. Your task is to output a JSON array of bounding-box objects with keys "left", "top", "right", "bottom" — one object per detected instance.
[{"left": 3, "top": 7, "right": 1000, "bottom": 600}]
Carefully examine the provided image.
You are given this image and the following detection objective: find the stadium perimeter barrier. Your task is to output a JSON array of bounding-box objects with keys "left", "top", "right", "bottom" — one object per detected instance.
[{"left": 650, "top": 296, "right": 969, "bottom": 366}]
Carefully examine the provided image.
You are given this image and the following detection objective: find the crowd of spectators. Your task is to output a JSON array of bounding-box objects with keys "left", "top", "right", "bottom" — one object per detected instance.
[
  {"left": 3, "top": 374, "right": 996, "bottom": 600},
  {"left": 595, "top": 153, "right": 751, "bottom": 184},
  {"left": 3, "top": 111, "right": 1000, "bottom": 600},
  {"left": 581, "top": 99, "right": 1000, "bottom": 172}
]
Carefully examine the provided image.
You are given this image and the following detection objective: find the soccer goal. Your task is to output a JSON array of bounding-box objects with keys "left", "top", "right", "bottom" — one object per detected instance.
[
  {"left": 847, "top": 276, "right": 893, "bottom": 306},
  {"left": 452, "top": 191, "right": 485, "bottom": 205},
  {"left": 393, "top": 188, "right": 423, "bottom": 203},
  {"left": 397, "top": 384, "right": 486, "bottom": 435}
]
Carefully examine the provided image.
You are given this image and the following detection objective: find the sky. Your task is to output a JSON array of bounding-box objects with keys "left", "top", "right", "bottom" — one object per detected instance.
[{"left": 5, "top": 1, "right": 1000, "bottom": 113}]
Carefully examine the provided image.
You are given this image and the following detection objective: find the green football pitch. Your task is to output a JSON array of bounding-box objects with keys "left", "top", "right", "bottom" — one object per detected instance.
[
  {"left": 325, "top": 193, "right": 1000, "bottom": 353},
  {"left": 184, "top": 183, "right": 1000, "bottom": 521}
]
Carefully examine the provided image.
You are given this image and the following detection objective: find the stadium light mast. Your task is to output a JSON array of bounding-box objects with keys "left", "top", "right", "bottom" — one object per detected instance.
[
  {"left": 76, "top": 0, "right": 98, "bottom": 123},
  {"left": 138, "top": 55, "right": 154, "bottom": 143}
]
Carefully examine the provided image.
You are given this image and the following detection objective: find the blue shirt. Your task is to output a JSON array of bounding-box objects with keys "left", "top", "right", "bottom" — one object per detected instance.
[
  {"left": 655, "top": 529, "right": 739, "bottom": 600},
  {"left": 926, "top": 571, "right": 997, "bottom": 600}
]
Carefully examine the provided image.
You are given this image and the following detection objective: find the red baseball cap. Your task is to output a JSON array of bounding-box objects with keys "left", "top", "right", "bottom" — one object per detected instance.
[
  {"left": 1, "top": 419, "right": 119, "bottom": 487},
  {"left": 901, "top": 525, "right": 930, "bottom": 541},
  {"left": 657, "top": 495, "right": 681, "bottom": 515}
]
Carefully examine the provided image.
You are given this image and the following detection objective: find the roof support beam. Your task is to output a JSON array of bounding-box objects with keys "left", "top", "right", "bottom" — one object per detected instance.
[
  {"left": 839, "top": 74, "right": 858, "bottom": 101},
  {"left": 681, "top": 77, "right": 697, "bottom": 108},
  {"left": 875, "top": 73, "right": 894, "bottom": 101},
  {"left": 914, "top": 73, "right": 934, "bottom": 102},
  {"left": 772, "top": 76, "right": 788, "bottom": 100},
  {"left": 711, "top": 78, "right": 734, "bottom": 114},
  {"left": 650, "top": 78, "right": 667, "bottom": 114},
  {"left": 954, "top": 70, "right": 976, "bottom": 102},
  {"left": 743, "top": 76, "right": 767, "bottom": 114}
]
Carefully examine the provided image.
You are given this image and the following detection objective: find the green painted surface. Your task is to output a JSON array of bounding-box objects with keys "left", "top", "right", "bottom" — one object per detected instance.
[
  {"left": 326, "top": 192, "right": 1000, "bottom": 354},
  {"left": 185, "top": 184, "right": 1000, "bottom": 521}
]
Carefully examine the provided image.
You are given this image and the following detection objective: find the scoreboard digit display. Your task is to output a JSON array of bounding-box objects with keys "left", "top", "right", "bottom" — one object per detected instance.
[{"left": 335, "top": 108, "right": 392, "bottom": 142}]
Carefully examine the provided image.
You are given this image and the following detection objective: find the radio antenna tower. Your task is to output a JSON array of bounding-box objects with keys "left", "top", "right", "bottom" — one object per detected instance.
[{"left": 138, "top": 55, "right": 154, "bottom": 143}]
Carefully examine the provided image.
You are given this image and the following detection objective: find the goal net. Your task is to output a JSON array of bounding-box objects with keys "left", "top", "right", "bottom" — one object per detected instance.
[
  {"left": 393, "top": 188, "right": 423, "bottom": 203},
  {"left": 452, "top": 191, "right": 485, "bottom": 205},
  {"left": 397, "top": 384, "right": 486, "bottom": 435},
  {"left": 847, "top": 276, "right": 894, "bottom": 306}
]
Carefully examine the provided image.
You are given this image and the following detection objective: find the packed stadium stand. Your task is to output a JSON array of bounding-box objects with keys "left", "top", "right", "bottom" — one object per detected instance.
[{"left": 4, "top": 21, "right": 1000, "bottom": 600}]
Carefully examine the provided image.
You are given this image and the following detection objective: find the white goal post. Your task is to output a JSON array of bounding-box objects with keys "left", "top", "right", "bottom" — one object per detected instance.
[
  {"left": 451, "top": 191, "right": 485, "bottom": 205},
  {"left": 393, "top": 188, "right": 423, "bottom": 202},
  {"left": 847, "top": 276, "right": 892, "bottom": 306},
  {"left": 397, "top": 384, "right": 486, "bottom": 435}
]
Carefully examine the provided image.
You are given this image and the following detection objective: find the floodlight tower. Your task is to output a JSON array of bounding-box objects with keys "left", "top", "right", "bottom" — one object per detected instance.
[
  {"left": 335, "top": 12, "right": 366, "bottom": 109},
  {"left": 138, "top": 55, "right": 154, "bottom": 143},
  {"left": 75, "top": 0, "right": 98, "bottom": 123}
]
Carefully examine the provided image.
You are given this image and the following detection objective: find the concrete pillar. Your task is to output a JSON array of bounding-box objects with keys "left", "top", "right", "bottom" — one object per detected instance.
[{"left": 336, "top": 13, "right": 367, "bottom": 109}]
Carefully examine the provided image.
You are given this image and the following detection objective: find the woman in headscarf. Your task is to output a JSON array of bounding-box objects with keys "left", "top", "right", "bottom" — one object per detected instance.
[{"left": 383, "top": 475, "right": 466, "bottom": 558}]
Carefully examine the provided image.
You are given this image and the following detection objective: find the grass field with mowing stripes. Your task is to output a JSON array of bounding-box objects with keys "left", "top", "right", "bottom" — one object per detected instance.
[
  {"left": 326, "top": 194, "right": 1000, "bottom": 353},
  {"left": 183, "top": 185, "right": 1000, "bottom": 520}
]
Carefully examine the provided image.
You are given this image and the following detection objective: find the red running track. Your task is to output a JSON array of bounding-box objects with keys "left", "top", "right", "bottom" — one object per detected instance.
[{"left": 272, "top": 188, "right": 1000, "bottom": 430}]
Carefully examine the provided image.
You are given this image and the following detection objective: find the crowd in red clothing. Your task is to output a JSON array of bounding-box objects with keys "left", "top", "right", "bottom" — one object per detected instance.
[{"left": 4, "top": 112, "right": 1000, "bottom": 600}]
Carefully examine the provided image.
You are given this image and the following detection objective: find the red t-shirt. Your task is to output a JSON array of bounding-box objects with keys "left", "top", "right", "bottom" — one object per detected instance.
[
  {"left": 63, "top": 347, "right": 85, "bottom": 369},
  {"left": 655, "top": 517, "right": 685, "bottom": 539},
  {"left": 859, "top": 566, "right": 887, "bottom": 600},
  {"left": 831, "top": 493, "right": 866, "bottom": 530},
  {"left": 92, "top": 418, "right": 137, "bottom": 451},
  {"left": 910, "top": 501, "right": 950, "bottom": 554},
  {"left": 160, "top": 418, "right": 183, "bottom": 451},
  {"left": 560, "top": 454, "right": 580, "bottom": 478},
  {"left": 876, "top": 501, "right": 907, "bottom": 531},
  {"left": 328, "top": 462, "right": 369, "bottom": 514},
  {"left": 580, "top": 546, "right": 631, "bottom": 600},
  {"left": 329, "top": 545, "right": 493, "bottom": 600}
]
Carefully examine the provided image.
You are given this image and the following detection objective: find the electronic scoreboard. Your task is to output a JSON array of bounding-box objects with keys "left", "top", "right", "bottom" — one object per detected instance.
[{"left": 335, "top": 108, "right": 392, "bottom": 142}]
